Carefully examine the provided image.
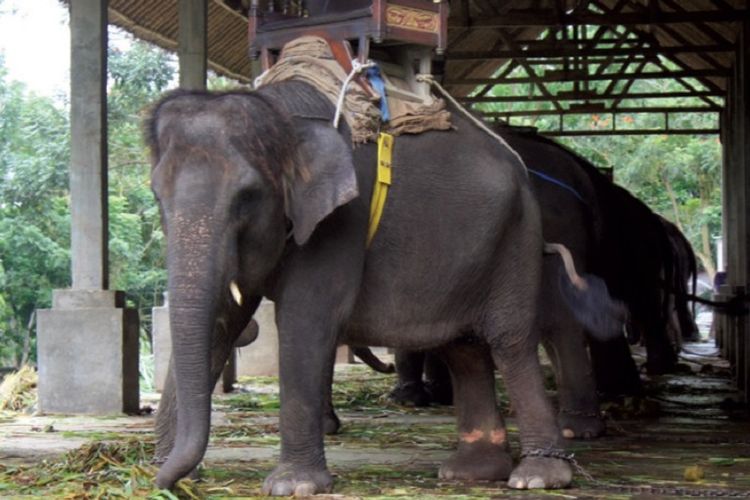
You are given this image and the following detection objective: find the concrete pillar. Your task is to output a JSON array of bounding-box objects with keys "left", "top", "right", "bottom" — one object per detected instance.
[
  {"left": 179, "top": 0, "right": 208, "bottom": 90},
  {"left": 152, "top": 295, "right": 171, "bottom": 393},
  {"left": 36, "top": 0, "right": 140, "bottom": 415},
  {"left": 69, "top": 0, "right": 108, "bottom": 289}
]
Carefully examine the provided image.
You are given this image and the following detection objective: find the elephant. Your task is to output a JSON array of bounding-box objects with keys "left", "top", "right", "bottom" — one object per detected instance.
[
  {"left": 145, "top": 80, "right": 623, "bottom": 494},
  {"left": 659, "top": 215, "right": 700, "bottom": 344},
  {"left": 384, "top": 128, "right": 699, "bottom": 438},
  {"left": 382, "top": 126, "right": 625, "bottom": 439}
]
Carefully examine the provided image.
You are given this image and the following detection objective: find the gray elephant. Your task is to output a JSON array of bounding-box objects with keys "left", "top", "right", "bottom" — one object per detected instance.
[
  {"left": 385, "top": 126, "right": 623, "bottom": 439},
  {"left": 146, "top": 80, "right": 622, "bottom": 495}
]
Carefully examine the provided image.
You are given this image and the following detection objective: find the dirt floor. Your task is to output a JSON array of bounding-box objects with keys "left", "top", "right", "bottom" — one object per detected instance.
[{"left": 1, "top": 341, "right": 749, "bottom": 499}]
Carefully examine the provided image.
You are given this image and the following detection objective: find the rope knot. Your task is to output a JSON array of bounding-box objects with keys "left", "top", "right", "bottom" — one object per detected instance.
[{"left": 333, "top": 59, "right": 377, "bottom": 129}]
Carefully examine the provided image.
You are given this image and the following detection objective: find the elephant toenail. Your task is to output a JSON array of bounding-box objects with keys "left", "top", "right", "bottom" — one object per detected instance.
[
  {"left": 271, "top": 483, "right": 292, "bottom": 496},
  {"left": 582, "top": 431, "right": 593, "bottom": 439},
  {"left": 294, "top": 482, "right": 316, "bottom": 497},
  {"left": 440, "top": 468, "right": 455, "bottom": 480},
  {"left": 508, "top": 478, "right": 526, "bottom": 489},
  {"left": 562, "top": 428, "right": 575, "bottom": 439},
  {"left": 528, "top": 477, "right": 546, "bottom": 489}
]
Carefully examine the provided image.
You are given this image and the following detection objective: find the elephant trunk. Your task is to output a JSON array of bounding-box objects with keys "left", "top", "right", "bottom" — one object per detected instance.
[{"left": 155, "top": 217, "right": 222, "bottom": 489}]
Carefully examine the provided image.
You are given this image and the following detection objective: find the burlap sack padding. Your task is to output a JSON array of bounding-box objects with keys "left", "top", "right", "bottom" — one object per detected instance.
[
  {"left": 257, "top": 36, "right": 451, "bottom": 143},
  {"left": 382, "top": 73, "right": 452, "bottom": 136}
]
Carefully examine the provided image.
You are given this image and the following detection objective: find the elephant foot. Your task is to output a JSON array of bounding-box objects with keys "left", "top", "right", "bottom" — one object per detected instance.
[
  {"left": 388, "top": 381, "right": 431, "bottom": 407},
  {"left": 439, "top": 441, "right": 512, "bottom": 481},
  {"left": 323, "top": 409, "right": 341, "bottom": 435},
  {"left": 558, "top": 410, "right": 605, "bottom": 439},
  {"left": 262, "top": 463, "right": 333, "bottom": 497},
  {"left": 508, "top": 456, "right": 572, "bottom": 489}
]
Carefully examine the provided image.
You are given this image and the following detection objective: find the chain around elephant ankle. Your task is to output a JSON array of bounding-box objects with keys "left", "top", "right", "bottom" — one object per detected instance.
[
  {"left": 520, "top": 447, "right": 574, "bottom": 461},
  {"left": 521, "top": 448, "right": 596, "bottom": 483},
  {"left": 560, "top": 407, "right": 601, "bottom": 418}
]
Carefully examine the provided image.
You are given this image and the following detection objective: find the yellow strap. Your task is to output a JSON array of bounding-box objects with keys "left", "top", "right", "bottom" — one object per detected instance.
[{"left": 367, "top": 132, "right": 393, "bottom": 247}]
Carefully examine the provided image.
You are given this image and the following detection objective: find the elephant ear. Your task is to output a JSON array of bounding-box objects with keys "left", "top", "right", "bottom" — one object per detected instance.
[{"left": 287, "top": 121, "right": 359, "bottom": 245}]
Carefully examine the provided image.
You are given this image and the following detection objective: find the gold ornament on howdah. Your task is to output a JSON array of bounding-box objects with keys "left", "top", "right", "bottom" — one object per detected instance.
[{"left": 385, "top": 5, "right": 439, "bottom": 34}]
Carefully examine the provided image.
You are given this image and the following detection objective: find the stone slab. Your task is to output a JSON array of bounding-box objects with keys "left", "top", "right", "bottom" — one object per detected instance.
[{"left": 52, "top": 289, "right": 125, "bottom": 309}]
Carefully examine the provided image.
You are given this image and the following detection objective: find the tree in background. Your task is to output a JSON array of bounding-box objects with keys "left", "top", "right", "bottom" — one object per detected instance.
[
  {"left": 0, "top": 55, "right": 71, "bottom": 366},
  {"left": 478, "top": 62, "right": 722, "bottom": 283},
  {"left": 0, "top": 37, "right": 176, "bottom": 368},
  {"left": 107, "top": 39, "right": 175, "bottom": 337}
]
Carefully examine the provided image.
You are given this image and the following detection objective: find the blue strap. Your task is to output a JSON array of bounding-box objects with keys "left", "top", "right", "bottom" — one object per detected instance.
[
  {"left": 366, "top": 65, "right": 390, "bottom": 123},
  {"left": 528, "top": 168, "right": 585, "bottom": 203}
]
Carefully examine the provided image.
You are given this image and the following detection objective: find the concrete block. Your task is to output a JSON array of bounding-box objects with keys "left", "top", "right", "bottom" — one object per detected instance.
[
  {"left": 237, "top": 300, "right": 279, "bottom": 377},
  {"left": 37, "top": 289, "right": 139, "bottom": 415},
  {"left": 152, "top": 299, "right": 171, "bottom": 393},
  {"left": 336, "top": 345, "right": 354, "bottom": 364},
  {"left": 52, "top": 289, "right": 125, "bottom": 309}
]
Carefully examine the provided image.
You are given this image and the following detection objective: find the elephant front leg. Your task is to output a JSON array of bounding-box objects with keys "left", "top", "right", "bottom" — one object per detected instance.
[
  {"left": 262, "top": 314, "right": 336, "bottom": 497},
  {"left": 437, "top": 342, "right": 512, "bottom": 481},
  {"left": 491, "top": 340, "right": 572, "bottom": 489}
]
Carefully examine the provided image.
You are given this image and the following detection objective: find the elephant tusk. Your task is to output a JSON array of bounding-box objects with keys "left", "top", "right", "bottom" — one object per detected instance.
[{"left": 230, "top": 281, "right": 243, "bottom": 306}]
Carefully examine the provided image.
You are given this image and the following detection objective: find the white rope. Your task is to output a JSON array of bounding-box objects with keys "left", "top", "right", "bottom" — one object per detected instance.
[
  {"left": 333, "top": 59, "right": 376, "bottom": 129},
  {"left": 253, "top": 68, "right": 270, "bottom": 89},
  {"left": 416, "top": 74, "right": 528, "bottom": 176}
]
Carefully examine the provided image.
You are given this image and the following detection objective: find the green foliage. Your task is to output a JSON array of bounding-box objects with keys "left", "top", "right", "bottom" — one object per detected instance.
[
  {"left": 0, "top": 35, "right": 175, "bottom": 368},
  {"left": 0, "top": 68, "right": 70, "bottom": 366},
  {"left": 107, "top": 36, "right": 175, "bottom": 320},
  {"left": 477, "top": 54, "right": 722, "bottom": 278}
]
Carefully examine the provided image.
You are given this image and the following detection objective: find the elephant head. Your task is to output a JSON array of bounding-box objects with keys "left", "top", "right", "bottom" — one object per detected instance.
[{"left": 146, "top": 84, "right": 358, "bottom": 488}]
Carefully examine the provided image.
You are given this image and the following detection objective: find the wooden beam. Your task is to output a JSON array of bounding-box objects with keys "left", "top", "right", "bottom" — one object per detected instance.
[
  {"left": 481, "top": 106, "right": 721, "bottom": 118},
  {"left": 540, "top": 128, "right": 719, "bottom": 136},
  {"left": 450, "top": 9, "right": 749, "bottom": 28},
  {"left": 447, "top": 44, "right": 735, "bottom": 61},
  {"left": 461, "top": 90, "right": 723, "bottom": 103},
  {"left": 445, "top": 68, "right": 730, "bottom": 85}
]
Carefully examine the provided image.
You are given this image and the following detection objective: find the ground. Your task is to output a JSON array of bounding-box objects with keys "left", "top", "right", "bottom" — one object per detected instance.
[{"left": 0, "top": 342, "right": 749, "bottom": 499}]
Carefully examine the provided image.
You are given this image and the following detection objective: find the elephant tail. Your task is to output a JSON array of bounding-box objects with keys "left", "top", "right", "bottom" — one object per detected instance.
[
  {"left": 351, "top": 347, "right": 396, "bottom": 374},
  {"left": 544, "top": 243, "right": 628, "bottom": 341}
]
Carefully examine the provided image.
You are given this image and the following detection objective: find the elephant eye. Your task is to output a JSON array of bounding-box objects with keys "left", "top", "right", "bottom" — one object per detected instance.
[{"left": 233, "top": 188, "right": 262, "bottom": 218}]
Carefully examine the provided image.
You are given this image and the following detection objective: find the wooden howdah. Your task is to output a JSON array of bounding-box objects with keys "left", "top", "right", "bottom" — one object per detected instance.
[{"left": 248, "top": 0, "right": 448, "bottom": 71}]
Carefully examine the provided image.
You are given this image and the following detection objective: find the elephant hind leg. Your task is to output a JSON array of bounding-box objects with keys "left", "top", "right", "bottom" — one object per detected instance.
[
  {"left": 481, "top": 244, "right": 572, "bottom": 489},
  {"left": 437, "top": 340, "right": 512, "bottom": 482}
]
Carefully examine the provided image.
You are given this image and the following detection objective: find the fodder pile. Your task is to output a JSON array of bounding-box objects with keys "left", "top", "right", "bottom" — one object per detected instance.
[{"left": 0, "top": 365, "right": 37, "bottom": 412}]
